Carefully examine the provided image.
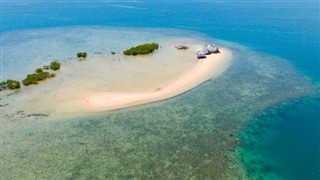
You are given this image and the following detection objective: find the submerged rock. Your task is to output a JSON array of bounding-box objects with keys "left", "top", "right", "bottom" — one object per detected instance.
[{"left": 27, "top": 113, "right": 48, "bottom": 117}]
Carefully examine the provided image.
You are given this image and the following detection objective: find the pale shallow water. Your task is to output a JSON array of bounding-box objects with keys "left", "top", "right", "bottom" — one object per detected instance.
[
  {"left": 2, "top": 1, "right": 319, "bottom": 179},
  {"left": 1, "top": 27, "right": 317, "bottom": 179},
  {"left": 2, "top": 27, "right": 206, "bottom": 115}
]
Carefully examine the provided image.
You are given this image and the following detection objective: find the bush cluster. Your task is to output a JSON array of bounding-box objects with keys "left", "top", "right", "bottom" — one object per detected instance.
[
  {"left": 0, "top": 81, "right": 6, "bottom": 87},
  {"left": 50, "top": 62, "right": 61, "bottom": 70},
  {"left": 22, "top": 62, "right": 59, "bottom": 86},
  {"left": 2, "top": 61, "right": 60, "bottom": 90},
  {"left": 36, "top": 68, "right": 43, "bottom": 73},
  {"left": 6, "top": 80, "right": 21, "bottom": 89},
  {"left": 22, "top": 72, "right": 51, "bottom": 86},
  {"left": 123, "top": 43, "right": 159, "bottom": 56},
  {"left": 77, "top": 52, "right": 87, "bottom": 58},
  {"left": 0, "top": 80, "right": 21, "bottom": 90}
]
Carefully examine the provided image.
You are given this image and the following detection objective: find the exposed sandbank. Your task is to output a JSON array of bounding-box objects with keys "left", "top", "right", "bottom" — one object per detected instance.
[
  {"left": 82, "top": 47, "right": 232, "bottom": 112},
  {"left": 12, "top": 40, "right": 232, "bottom": 115}
]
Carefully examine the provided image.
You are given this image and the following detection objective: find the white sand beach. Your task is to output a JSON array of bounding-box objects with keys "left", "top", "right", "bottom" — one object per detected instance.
[
  {"left": 12, "top": 40, "right": 232, "bottom": 115},
  {"left": 82, "top": 47, "right": 232, "bottom": 112}
]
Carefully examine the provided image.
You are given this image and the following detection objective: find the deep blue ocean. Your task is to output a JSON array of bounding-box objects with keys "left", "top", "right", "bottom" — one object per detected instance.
[{"left": 2, "top": 1, "right": 319, "bottom": 179}]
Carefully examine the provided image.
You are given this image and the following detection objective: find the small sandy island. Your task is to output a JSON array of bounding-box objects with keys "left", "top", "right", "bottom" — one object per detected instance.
[{"left": 82, "top": 46, "right": 232, "bottom": 112}]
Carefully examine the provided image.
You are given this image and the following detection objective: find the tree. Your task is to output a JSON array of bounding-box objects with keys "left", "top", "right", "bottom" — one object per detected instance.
[
  {"left": 77, "top": 52, "right": 87, "bottom": 58},
  {"left": 77, "top": 52, "right": 82, "bottom": 58},
  {"left": 0, "top": 81, "right": 6, "bottom": 87},
  {"left": 6, "top": 79, "right": 21, "bottom": 89},
  {"left": 22, "top": 72, "right": 50, "bottom": 86},
  {"left": 123, "top": 43, "right": 159, "bottom": 56},
  {"left": 50, "top": 62, "right": 60, "bottom": 70},
  {"left": 36, "top": 68, "right": 43, "bottom": 73}
]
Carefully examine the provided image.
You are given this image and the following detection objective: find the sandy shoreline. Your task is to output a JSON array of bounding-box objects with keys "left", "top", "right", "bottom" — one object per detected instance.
[{"left": 81, "top": 47, "right": 232, "bottom": 112}]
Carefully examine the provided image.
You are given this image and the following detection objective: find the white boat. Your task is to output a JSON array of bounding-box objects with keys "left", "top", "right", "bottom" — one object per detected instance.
[{"left": 204, "top": 44, "right": 219, "bottom": 53}]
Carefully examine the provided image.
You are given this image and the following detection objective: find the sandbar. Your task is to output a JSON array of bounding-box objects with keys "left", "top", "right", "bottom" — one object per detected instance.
[{"left": 82, "top": 46, "right": 232, "bottom": 112}]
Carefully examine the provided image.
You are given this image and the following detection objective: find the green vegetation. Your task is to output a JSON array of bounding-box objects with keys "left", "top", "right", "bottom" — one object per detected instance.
[
  {"left": 2, "top": 61, "right": 61, "bottom": 90},
  {"left": 22, "top": 72, "right": 50, "bottom": 86},
  {"left": 0, "top": 81, "right": 6, "bottom": 87},
  {"left": 6, "top": 80, "right": 21, "bottom": 90},
  {"left": 0, "top": 80, "right": 21, "bottom": 90},
  {"left": 0, "top": 55, "right": 62, "bottom": 91},
  {"left": 77, "top": 52, "right": 87, "bottom": 58},
  {"left": 50, "top": 62, "right": 60, "bottom": 70},
  {"left": 123, "top": 43, "right": 159, "bottom": 56},
  {"left": 22, "top": 62, "right": 60, "bottom": 86},
  {"left": 36, "top": 68, "right": 43, "bottom": 73}
]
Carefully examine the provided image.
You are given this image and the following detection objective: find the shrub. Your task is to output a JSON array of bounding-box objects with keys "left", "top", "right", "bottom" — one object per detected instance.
[
  {"left": 50, "top": 62, "right": 60, "bottom": 70},
  {"left": 50, "top": 73, "right": 56, "bottom": 78},
  {"left": 36, "top": 72, "right": 50, "bottom": 81},
  {"left": 123, "top": 43, "right": 159, "bottom": 56},
  {"left": 36, "top": 68, "right": 43, "bottom": 73},
  {"left": 6, "top": 79, "right": 20, "bottom": 89},
  {"left": 0, "top": 81, "right": 6, "bottom": 86},
  {"left": 43, "top": 66, "right": 50, "bottom": 70},
  {"left": 22, "top": 78, "right": 37, "bottom": 86},
  {"left": 77, "top": 52, "right": 87, "bottom": 58},
  {"left": 22, "top": 72, "right": 50, "bottom": 86},
  {"left": 0, "top": 81, "right": 7, "bottom": 91}
]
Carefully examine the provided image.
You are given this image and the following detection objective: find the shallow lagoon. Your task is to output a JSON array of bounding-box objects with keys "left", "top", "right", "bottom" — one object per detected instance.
[{"left": 1, "top": 27, "right": 318, "bottom": 179}]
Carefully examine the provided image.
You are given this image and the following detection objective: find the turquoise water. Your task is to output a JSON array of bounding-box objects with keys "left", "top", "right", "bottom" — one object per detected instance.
[
  {"left": 1, "top": 1, "right": 319, "bottom": 179},
  {"left": 240, "top": 95, "right": 320, "bottom": 179}
]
